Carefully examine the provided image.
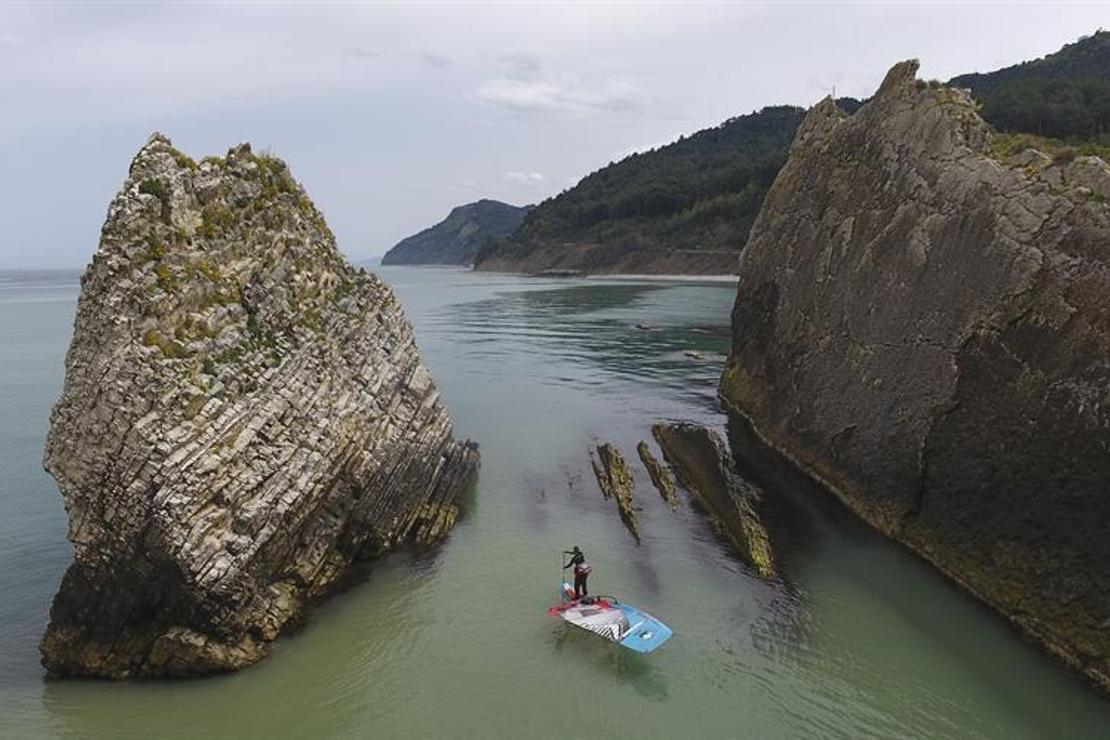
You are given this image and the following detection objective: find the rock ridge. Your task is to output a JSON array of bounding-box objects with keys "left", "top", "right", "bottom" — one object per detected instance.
[
  {"left": 652, "top": 423, "right": 775, "bottom": 578},
  {"left": 590, "top": 443, "right": 640, "bottom": 542}
]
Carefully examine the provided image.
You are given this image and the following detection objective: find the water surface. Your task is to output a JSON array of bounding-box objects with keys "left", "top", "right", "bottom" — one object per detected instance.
[{"left": 0, "top": 266, "right": 1106, "bottom": 738}]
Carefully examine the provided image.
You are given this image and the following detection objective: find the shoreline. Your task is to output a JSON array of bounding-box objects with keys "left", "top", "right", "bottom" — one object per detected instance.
[
  {"left": 375, "top": 263, "right": 739, "bottom": 284},
  {"left": 591, "top": 272, "right": 737, "bottom": 284}
]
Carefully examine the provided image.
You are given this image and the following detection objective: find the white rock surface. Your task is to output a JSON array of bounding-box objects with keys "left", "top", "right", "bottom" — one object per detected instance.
[{"left": 42, "top": 134, "right": 478, "bottom": 678}]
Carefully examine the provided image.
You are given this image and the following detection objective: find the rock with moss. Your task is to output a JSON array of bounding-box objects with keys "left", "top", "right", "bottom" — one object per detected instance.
[
  {"left": 720, "top": 61, "right": 1110, "bottom": 691},
  {"left": 590, "top": 443, "right": 639, "bottom": 542},
  {"left": 652, "top": 423, "right": 775, "bottom": 578},
  {"left": 636, "top": 441, "right": 678, "bottom": 511},
  {"left": 41, "top": 133, "right": 479, "bottom": 678}
]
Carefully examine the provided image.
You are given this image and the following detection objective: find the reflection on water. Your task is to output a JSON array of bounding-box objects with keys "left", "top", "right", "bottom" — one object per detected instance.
[
  {"left": 1, "top": 267, "right": 1108, "bottom": 738},
  {"left": 550, "top": 627, "right": 671, "bottom": 702},
  {"left": 427, "top": 281, "right": 729, "bottom": 411}
]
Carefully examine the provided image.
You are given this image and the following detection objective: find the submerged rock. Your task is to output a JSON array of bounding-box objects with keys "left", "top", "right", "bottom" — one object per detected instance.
[
  {"left": 652, "top": 423, "right": 775, "bottom": 578},
  {"left": 590, "top": 443, "right": 640, "bottom": 542},
  {"left": 720, "top": 61, "right": 1110, "bottom": 690},
  {"left": 41, "top": 134, "right": 479, "bottom": 678},
  {"left": 636, "top": 441, "right": 678, "bottom": 511}
]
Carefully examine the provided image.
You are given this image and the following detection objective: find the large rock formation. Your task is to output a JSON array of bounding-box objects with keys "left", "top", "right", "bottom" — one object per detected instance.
[
  {"left": 720, "top": 61, "right": 1110, "bottom": 690},
  {"left": 42, "top": 134, "right": 478, "bottom": 678},
  {"left": 381, "top": 199, "right": 530, "bottom": 266}
]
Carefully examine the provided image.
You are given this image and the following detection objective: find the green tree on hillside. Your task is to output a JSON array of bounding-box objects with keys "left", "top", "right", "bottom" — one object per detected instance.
[{"left": 505, "top": 105, "right": 810, "bottom": 255}]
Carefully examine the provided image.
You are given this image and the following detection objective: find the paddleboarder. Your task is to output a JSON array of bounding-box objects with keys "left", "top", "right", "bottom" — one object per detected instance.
[{"left": 563, "top": 546, "right": 591, "bottom": 599}]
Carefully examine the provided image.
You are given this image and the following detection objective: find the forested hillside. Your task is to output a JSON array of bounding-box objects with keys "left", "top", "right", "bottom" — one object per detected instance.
[
  {"left": 474, "top": 103, "right": 859, "bottom": 273},
  {"left": 505, "top": 106, "right": 806, "bottom": 255},
  {"left": 474, "top": 31, "right": 1108, "bottom": 276},
  {"left": 951, "top": 30, "right": 1110, "bottom": 141}
]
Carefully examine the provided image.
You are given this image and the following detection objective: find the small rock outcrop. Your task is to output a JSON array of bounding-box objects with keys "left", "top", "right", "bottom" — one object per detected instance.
[
  {"left": 720, "top": 61, "right": 1110, "bottom": 690},
  {"left": 42, "top": 134, "right": 479, "bottom": 678},
  {"left": 652, "top": 423, "right": 775, "bottom": 578},
  {"left": 590, "top": 443, "right": 639, "bottom": 542},
  {"left": 636, "top": 441, "right": 678, "bottom": 511}
]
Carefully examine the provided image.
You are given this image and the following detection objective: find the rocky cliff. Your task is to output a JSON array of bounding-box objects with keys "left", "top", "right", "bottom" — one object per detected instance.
[
  {"left": 720, "top": 62, "right": 1110, "bottom": 690},
  {"left": 381, "top": 199, "right": 529, "bottom": 266},
  {"left": 42, "top": 134, "right": 478, "bottom": 678}
]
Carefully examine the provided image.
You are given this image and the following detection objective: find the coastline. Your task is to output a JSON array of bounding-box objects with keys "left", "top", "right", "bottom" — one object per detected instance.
[{"left": 375, "top": 263, "right": 738, "bottom": 284}]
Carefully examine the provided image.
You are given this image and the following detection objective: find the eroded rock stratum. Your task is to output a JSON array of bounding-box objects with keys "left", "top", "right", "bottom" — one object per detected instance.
[
  {"left": 721, "top": 60, "right": 1110, "bottom": 691},
  {"left": 42, "top": 134, "right": 478, "bottom": 678}
]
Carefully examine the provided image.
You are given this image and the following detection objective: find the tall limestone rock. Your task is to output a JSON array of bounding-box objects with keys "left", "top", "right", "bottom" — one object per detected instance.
[
  {"left": 42, "top": 134, "right": 478, "bottom": 678},
  {"left": 720, "top": 62, "right": 1110, "bottom": 691}
]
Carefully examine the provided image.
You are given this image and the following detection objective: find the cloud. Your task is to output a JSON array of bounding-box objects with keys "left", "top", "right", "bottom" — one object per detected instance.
[
  {"left": 414, "top": 50, "right": 452, "bottom": 69},
  {"left": 503, "top": 171, "right": 545, "bottom": 185},
  {"left": 479, "top": 49, "right": 646, "bottom": 115},
  {"left": 477, "top": 76, "right": 647, "bottom": 114},
  {"left": 449, "top": 178, "right": 481, "bottom": 194},
  {"left": 342, "top": 47, "right": 379, "bottom": 59},
  {"left": 496, "top": 51, "right": 542, "bottom": 80}
]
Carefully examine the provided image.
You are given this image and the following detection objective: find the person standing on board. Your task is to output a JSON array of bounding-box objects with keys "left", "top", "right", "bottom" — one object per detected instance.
[{"left": 563, "top": 546, "right": 591, "bottom": 600}]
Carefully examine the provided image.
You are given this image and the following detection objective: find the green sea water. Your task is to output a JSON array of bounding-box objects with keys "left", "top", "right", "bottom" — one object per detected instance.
[{"left": 0, "top": 266, "right": 1106, "bottom": 738}]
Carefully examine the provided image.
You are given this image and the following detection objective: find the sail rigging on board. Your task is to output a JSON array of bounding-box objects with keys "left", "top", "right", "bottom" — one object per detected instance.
[{"left": 549, "top": 582, "right": 673, "bottom": 654}]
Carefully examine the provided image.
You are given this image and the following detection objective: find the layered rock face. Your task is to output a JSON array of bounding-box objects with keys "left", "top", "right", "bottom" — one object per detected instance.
[
  {"left": 721, "top": 62, "right": 1110, "bottom": 689},
  {"left": 652, "top": 424, "right": 774, "bottom": 579},
  {"left": 590, "top": 443, "right": 639, "bottom": 542},
  {"left": 42, "top": 134, "right": 478, "bottom": 678}
]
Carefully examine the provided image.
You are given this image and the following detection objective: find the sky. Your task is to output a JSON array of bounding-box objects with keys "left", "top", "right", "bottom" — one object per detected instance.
[{"left": 0, "top": 1, "right": 1106, "bottom": 268}]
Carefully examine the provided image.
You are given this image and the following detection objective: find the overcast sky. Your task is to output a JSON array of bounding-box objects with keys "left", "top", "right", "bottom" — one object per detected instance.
[{"left": 0, "top": 2, "right": 1105, "bottom": 268}]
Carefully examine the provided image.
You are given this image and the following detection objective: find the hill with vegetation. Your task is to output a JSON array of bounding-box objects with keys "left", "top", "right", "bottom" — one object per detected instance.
[
  {"left": 507, "top": 105, "right": 805, "bottom": 252},
  {"left": 951, "top": 30, "right": 1110, "bottom": 142},
  {"left": 474, "top": 105, "right": 847, "bottom": 274},
  {"left": 474, "top": 31, "right": 1107, "bottom": 276},
  {"left": 382, "top": 199, "right": 529, "bottom": 266}
]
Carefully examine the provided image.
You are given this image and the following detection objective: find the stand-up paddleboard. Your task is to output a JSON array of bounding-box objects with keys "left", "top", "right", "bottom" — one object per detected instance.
[{"left": 549, "top": 582, "right": 673, "bottom": 654}]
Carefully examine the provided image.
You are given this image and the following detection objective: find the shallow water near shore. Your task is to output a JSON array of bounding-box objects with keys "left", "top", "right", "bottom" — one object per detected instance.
[{"left": 0, "top": 266, "right": 1107, "bottom": 738}]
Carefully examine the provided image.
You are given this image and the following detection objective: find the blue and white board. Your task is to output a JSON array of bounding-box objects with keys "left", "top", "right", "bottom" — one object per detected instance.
[
  {"left": 614, "top": 603, "right": 673, "bottom": 654},
  {"left": 551, "top": 583, "right": 673, "bottom": 654}
]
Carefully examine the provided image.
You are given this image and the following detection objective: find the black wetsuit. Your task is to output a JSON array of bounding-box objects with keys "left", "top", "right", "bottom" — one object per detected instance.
[{"left": 564, "top": 551, "right": 589, "bottom": 598}]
